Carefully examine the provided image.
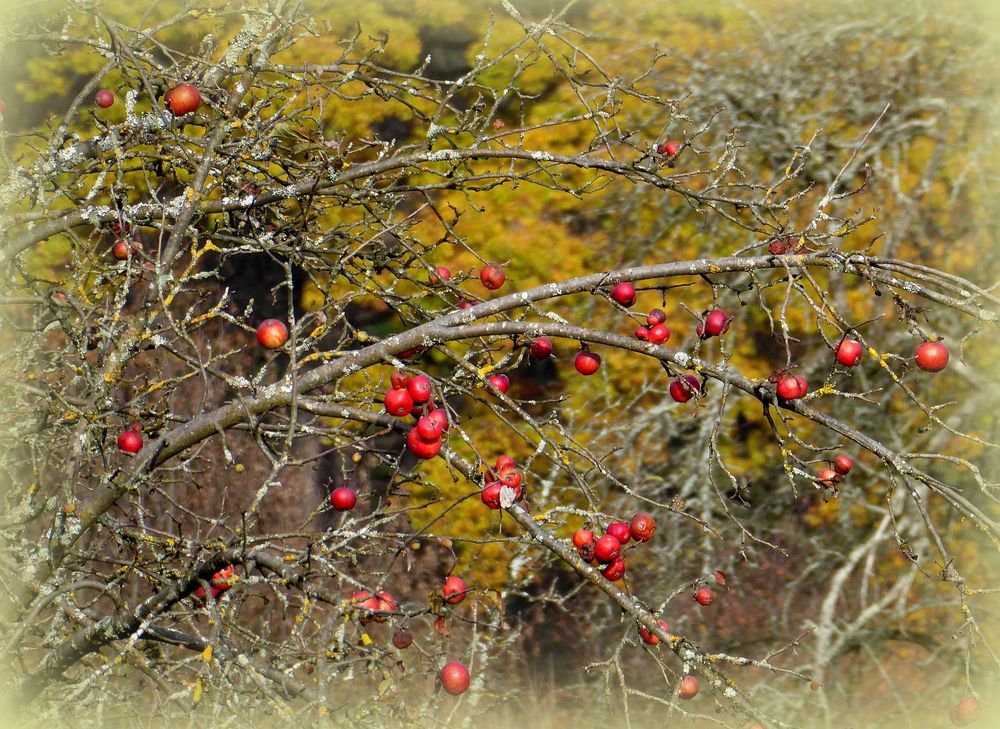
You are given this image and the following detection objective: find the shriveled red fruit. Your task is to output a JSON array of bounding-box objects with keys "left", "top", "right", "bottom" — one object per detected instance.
[
  {"left": 407, "top": 428, "right": 442, "bottom": 459},
  {"left": 430, "top": 266, "right": 451, "bottom": 285},
  {"left": 657, "top": 140, "right": 680, "bottom": 156},
  {"left": 385, "top": 388, "right": 414, "bottom": 417},
  {"left": 601, "top": 557, "right": 626, "bottom": 581},
  {"left": 816, "top": 468, "right": 839, "bottom": 488},
  {"left": 95, "top": 89, "right": 115, "bottom": 108},
  {"left": 427, "top": 407, "right": 450, "bottom": 433},
  {"left": 575, "top": 351, "right": 601, "bottom": 376},
  {"left": 836, "top": 338, "right": 863, "bottom": 367},
  {"left": 117, "top": 430, "right": 143, "bottom": 454},
  {"left": 442, "top": 575, "right": 468, "bottom": 605},
  {"left": 701, "top": 309, "right": 731, "bottom": 338},
  {"left": 610, "top": 282, "right": 637, "bottom": 307},
  {"left": 669, "top": 375, "right": 700, "bottom": 403},
  {"left": 695, "top": 587, "right": 713, "bottom": 606},
  {"left": 479, "top": 264, "right": 506, "bottom": 290},
  {"left": 594, "top": 534, "right": 622, "bottom": 563},
  {"left": 487, "top": 374, "right": 510, "bottom": 394},
  {"left": 392, "top": 630, "right": 413, "bottom": 649},
  {"left": 577, "top": 542, "right": 596, "bottom": 562},
  {"left": 481, "top": 482, "right": 503, "bottom": 509},
  {"left": 915, "top": 341, "right": 949, "bottom": 372},
  {"left": 572, "top": 528, "right": 594, "bottom": 548},
  {"left": 606, "top": 521, "right": 631, "bottom": 545},
  {"left": 647, "top": 309, "right": 667, "bottom": 326},
  {"left": 390, "top": 371, "right": 410, "bottom": 390},
  {"left": 635, "top": 326, "right": 650, "bottom": 341},
  {"left": 950, "top": 696, "right": 981, "bottom": 726},
  {"left": 130, "top": 422, "right": 143, "bottom": 432},
  {"left": 647, "top": 323, "right": 670, "bottom": 345},
  {"left": 832, "top": 454, "right": 853, "bottom": 475},
  {"left": 440, "top": 661, "right": 471, "bottom": 695},
  {"left": 164, "top": 83, "right": 201, "bottom": 116},
  {"left": 330, "top": 486, "right": 357, "bottom": 511},
  {"left": 713, "top": 570, "right": 727, "bottom": 586},
  {"left": 407, "top": 375, "right": 432, "bottom": 403},
  {"left": 678, "top": 675, "right": 699, "bottom": 699},
  {"left": 639, "top": 618, "right": 670, "bottom": 645},
  {"left": 776, "top": 374, "right": 808, "bottom": 401},
  {"left": 416, "top": 414, "right": 444, "bottom": 440},
  {"left": 256, "top": 319, "right": 289, "bottom": 349},
  {"left": 629, "top": 512, "right": 656, "bottom": 542},
  {"left": 530, "top": 336, "right": 553, "bottom": 359}
]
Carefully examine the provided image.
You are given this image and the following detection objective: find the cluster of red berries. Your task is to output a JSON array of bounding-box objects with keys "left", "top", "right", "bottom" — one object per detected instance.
[
  {"left": 815, "top": 454, "right": 853, "bottom": 489},
  {"left": 480, "top": 455, "right": 524, "bottom": 509},
  {"left": 193, "top": 565, "right": 236, "bottom": 603},
  {"left": 572, "top": 511, "right": 656, "bottom": 583},
  {"left": 383, "top": 372, "right": 450, "bottom": 459}
]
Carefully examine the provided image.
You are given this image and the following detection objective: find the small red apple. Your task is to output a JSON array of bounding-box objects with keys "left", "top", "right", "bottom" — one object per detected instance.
[
  {"left": 639, "top": 618, "right": 670, "bottom": 645},
  {"left": 95, "top": 89, "right": 115, "bottom": 108},
  {"left": 915, "top": 341, "right": 949, "bottom": 372},
  {"left": 390, "top": 371, "right": 410, "bottom": 390},
  {"left": 384, "top": 388, "right": 414, "bottom": 417},
  {"left": 330, "top": 486, "right": 357, "bottom": 511},
  {"left": 407, "top": 428, "right": 442, "bottom": 459},
  {"left": 647, "top": 323, "right": 670, "bottom": 344},
  {"left": 256, "top": 319, "right": 289, "bottom": 349},
  {"left": 112, "top": 238, "right": 141, "bottom": 260},
  {"left": 457, "top": 300, "right": 474, "bottom": 310},
  {"left": 606, "top": 521, "right": 631, "bottom": 545},
  {"left": 629, "top": 512, "right": 656, "bottom": 542},
  {"left": 832, "top": 454, "right": 853, "bottom": 475},
  {"left": 572, "top": 528, "right": 594, "bottom": 548},
  {"left": 776, "top": 374, "right": 808, "bottom": 401},
  {"left": 695, "top": 587, "right": 713, "bottom": 606},
  {"left": 700, "top": 309, "right": 731, "bottom": 338},
  {"left": 635, "top": 326, "right": 650, "bottom": 341},
  {"left": 407, "top": 375, "right": 432, "bottom": 403},
  {"left": 601, "top": 556, "right": 626, "bottom": 581},
  {"left": 816, "top": 468, "right": 839, "bottom": 488},
  {"left": 494, "top": 455, "right": 516, "bottom": 471},
  {"left": 836, "top": 338, "right": 863, "bottom": 367},
  {"left": 594, "top": 534, "right": 621, "bottom": 563},
  {"left": 646, "top": 309, "right": 667, "bottom": 326},
  {"left": 657, "top": 140, "right": 680, "bottom": 157},
  {"left": 479, "top": 264, "right": 506, "bottom": 290},
  {"left": 430, "top": 266, "right": 452, "bottom": 285},
  {"left": 117, "top": 430, "right": 143, "bottom": 454},
  {"left": 610, "top": 282, "right": 636, "bottom": 307},
  {"left": 669, "top": 375, "right": 700, "bottom": 403},
  {"left": 678, "top": 675, "right": 699, "bottom": 699},
  {"left": 442, "top": 575, "right": 468, "bottom": 605},
  {"left": 416, "top": 414, "right": 444, "bottom": 440},
  {"left": 575, "top": 351, "right": 601, "bottom": 376},
  {"left": 164, "top": 83, "right": 201, "bottom": 116},
  {"left": 427, "top": 407, "right": 450, "bottom": 432},
  {"left": 487, "top": 373, "right": 510, "bottom": 394},
  {"left": 530, "top": 337, "right": 553, "bottom": 359},
  {"left": 440, "top": 661, "right": 470, "bottom": 695},
  {"left": 480, "top": 482, "right": 503, "bottom": 509}
]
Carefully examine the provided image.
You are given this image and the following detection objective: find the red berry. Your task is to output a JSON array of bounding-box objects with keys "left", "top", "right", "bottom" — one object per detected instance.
[
  {"left": 256, "top": 319, "right": 289, "bottom": 349},
  {"left": 117, "top": 430, "right": 143, "bottom": 454},
  {"left": 112, "top": 238, "right": 141, "bottom": 260},
  {"left": 427, "top": 407, "right": 450, "bottom": 433},
  {"left": 95, "top": 89, "right": 115, "bottom": 108},
  {"left": 164, "top": 83, "right": 201, "bottom": 116},
  {"left": 457, "top": 300, "right": 474, "bottom": 310},
  {"left": 669, "top": 375, "right": 700, "bottom": 403},
  {"left": 832, "top": 454, "right": 853, "bottom": 475},
  {"left": 701, "top": 309, "right": 731, "bottom": 338},
  {"left": 416, "top": 414, "right": 444, "bottom": 440},
  {"left": 629, "top": 512, "right": 656, "bottom": 542},
  {"left": 487, "top": 373, "right": 510, "bottom": 394},
  {"left": 440, "top": 661, "right": 470, "bottom": 695},
  {"left": 657, "top": 140, "right": 680, "bottom": 157},
  {"left": 816, "top": 468, "right": 839, "bottom": 487},
  {"left": 529, "top": 337, "right": 553, "bottom": 359},
  {"left": 594, "top": 534, "right": 622, "bottom": 563},
  {"left": 442, "top": 575, "right": 468, "bottom": 605},
  {"left": 647, "top": 323, "right": 670, "bottom": 344},
  {"left": 572, "top": 528, "right": 594, "bottom": 548},
  {"left": 635, "top": 326, "right": 650, "bottom": 341},
  {"left": 836, "top": 338, "right": 863, "bottom": 367},
  {"left": 384, "top": 388, "right": 414, "bottom": 417},
  {"left": 776, "top": 374, "right": 808, "bottom": 401},
  {"left": 130, "top": 422, "right": 143, "bottom": 432},
  {"left": 494, "top": 455, "right": 516, "bottom": 471},
  {"left": 480, "top": 482, "right": 503, "bottom": 509},
  {"left": 610, "top": 282, "right": 636, "bottom": 307},
  {"left": 678, "top": 675, "right": 699, "bottom": 699},
  {"left": 376, "top": 591, "right": 397, "bottom": 614},
  {"left": 390, "top": 371, "right": 410, "bottom": 390},
  {"left": 479, "top": 264, "right": 506, "bottom": 290},
  {"left": 646, "top": 309, "right": 667, "bottom": 326},
  {"left": 330, "top": 486, "right": 357, "bottom": 511},
  {"left": 407, "top": 375, "right": 433, "bottom": 403},
  {"left": 407, "top": 428, "right": 442, "bottom": 459},
  {"left": 695, "top": 587, "right": 713, "bottom": 606},
  {"left": 430, "top": 266, "right": 451, "bottom": 285},
  {"left": 601, "top": 556, "right": 626, "bottom": 581},
  {"left": 951, "top": 696, "right": 981, "bottom": 726},
  {"left": 606, "top": 521, "right": 631, "bottom": 545},
  {"left": 915, "top": 341, "right": 949, "bottom": 372},
  {"left": 574, "top": 351, "right": 601, "bottom": 376},
  {"left": 639, "top": 618, "right": 670, "bottom": 645}
]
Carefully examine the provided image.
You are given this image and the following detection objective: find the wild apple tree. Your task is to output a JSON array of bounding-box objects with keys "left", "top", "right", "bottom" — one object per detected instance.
[{"left": 1, "top": 1, "right": 997, "bottom": 728}]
